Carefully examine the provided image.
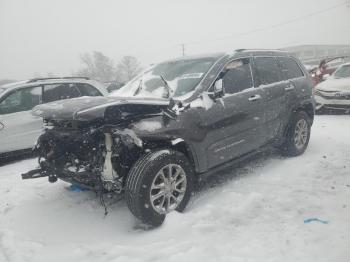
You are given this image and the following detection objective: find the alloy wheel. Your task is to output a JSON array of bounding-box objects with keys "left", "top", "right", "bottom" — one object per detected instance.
[
  {"left": 150, "top": 164, "right": 187, "bottom": 214},
  {"left": 294, "top": 119, "right": 308, "bottom": 150}
]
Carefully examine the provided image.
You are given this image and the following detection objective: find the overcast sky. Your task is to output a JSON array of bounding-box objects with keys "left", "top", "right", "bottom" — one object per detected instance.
[{"left": 0, "top": 0, "right": 349, "bottom": 80}]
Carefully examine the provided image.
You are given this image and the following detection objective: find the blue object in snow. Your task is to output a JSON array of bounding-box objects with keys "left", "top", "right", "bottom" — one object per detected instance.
[
  {"left": 67, "top": 184, "right": 88, "bottom": 192},
  {"left": 304, "top": 218, "right": 329, "bottom": 224}
]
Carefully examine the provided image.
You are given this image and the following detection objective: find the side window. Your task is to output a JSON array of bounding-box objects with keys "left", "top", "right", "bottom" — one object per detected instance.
[
  {"left": 277, "top": 57, "right": 304, "bottom": 80},
  {"left": 253, "top": 57, "right": 283, "bottom": 86},
  {"left": 0, "top": 86, "right": 42, "bottom": 115},
  {"left": 222, "top": 58, "right": 253, "bottom": 94},
  {"left": 76, "top": 83, "right": 102, "bottom": 96},
  {"left": 43, "top": 83, "right": 81, "bottom": 103}
]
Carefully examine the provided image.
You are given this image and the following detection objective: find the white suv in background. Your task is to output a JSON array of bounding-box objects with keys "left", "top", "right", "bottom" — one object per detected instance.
[{"left": 0, "top": 77, "right": 108, "bottom": 158}]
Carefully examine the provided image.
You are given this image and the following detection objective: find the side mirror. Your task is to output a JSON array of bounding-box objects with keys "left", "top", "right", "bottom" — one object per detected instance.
[{"left": 213, "top": 79, "right": 225, "bottom": 98}]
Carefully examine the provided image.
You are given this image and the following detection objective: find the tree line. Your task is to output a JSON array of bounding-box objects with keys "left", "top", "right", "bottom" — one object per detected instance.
[
  {"left": 0, "top": 51, "right": 143, "bottom": 85},
  {"left": 75, "top": 51, "right": 142, "bottom": 84}
]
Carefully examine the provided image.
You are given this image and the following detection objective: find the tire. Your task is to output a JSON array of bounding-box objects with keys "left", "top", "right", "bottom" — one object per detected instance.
[
  {"left": 281, "top": 111, "right": 311, "bottom": 157},
  {"left": 125, "top": 149, "right": 194, "bottom": 227}
]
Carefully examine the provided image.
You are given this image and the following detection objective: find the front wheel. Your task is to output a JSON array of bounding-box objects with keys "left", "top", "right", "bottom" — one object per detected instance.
[
  {"left": 125, "top": 150, "right": 194, "bottom": 227},
  {"left": 281, "top": 111, "right": 311, "bottom": 157}
]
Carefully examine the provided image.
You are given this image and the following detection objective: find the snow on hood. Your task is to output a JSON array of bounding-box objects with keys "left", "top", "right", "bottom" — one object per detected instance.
[{"left": 316, "top": 77, "right": 350, "bottom": 92}]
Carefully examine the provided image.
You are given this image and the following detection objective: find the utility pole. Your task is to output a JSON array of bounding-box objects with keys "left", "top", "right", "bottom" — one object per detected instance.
[{"left": 181, "top": 43, "right": 185, "bottom": 57}]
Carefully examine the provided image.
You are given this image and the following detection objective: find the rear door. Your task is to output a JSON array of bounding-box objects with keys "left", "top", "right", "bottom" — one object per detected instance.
[
  {"left": 196, "top": 57, "right": 266, "bottom": 169},
  {"left": 276, "top": 56, "right": 306, "bottom": 114},
  {"left": 0, "top": 86, "right": 43, "bottom": 153},
  {"left": 252, "top": 56, "right": 288, "bottom": 143}
]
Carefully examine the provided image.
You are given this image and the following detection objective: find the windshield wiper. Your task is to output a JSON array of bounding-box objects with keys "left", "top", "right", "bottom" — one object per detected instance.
[{"left": 159, "top": 74, "right": 172, "bottom": 98}]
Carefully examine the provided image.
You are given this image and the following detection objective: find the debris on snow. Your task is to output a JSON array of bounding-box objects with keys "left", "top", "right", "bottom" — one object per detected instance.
[{"left": 304, "top": 218, "right": 329, "bottom": 224}]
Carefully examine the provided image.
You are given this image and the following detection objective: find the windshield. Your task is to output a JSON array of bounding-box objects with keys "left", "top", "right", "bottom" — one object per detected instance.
[
  {"left": 333, "top": 64, "right": 350, "bottom": 78},
  {"left": 115, "top": 57, "right": 217, "bottom": 99}
]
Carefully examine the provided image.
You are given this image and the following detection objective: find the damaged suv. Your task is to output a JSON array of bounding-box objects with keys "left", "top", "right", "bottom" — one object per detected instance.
[{"left": 22, "top": 50, "right": 314, "bottom": 227}]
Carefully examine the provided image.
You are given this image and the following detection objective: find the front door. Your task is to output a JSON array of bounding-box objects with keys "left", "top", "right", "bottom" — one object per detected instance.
[
  {"left": 195, "top": 57, "right": 265, "bottom": 169},
  {"left": 0, "top": 86, "right": 43, "bottom": 154}
]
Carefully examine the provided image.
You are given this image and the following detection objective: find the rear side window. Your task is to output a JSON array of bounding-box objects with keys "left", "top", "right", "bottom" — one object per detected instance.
[
  {"left": 277, "top": 57, "right": 304, "bottom": 80},
  {"left": 43, "top": 83, "right": 80, "bottom": 103},
  {"left": 76, "top": 83, "right": 102, "bottom": 96},
  {"left": 253, "top": 57, "right": 283, "bottom": 86}
]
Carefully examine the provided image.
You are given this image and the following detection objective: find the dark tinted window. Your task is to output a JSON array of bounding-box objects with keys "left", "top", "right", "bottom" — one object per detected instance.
[
  {"left": 254, "top": 57, "right": 283, "bottom": 85},
  {"left": 76, "top": 83, "right": 102, "bottom": 96},
  {"left": 222, "top": 58, "right": 253, "bottom": 94},
  {"left": 277, "top": 57, "right": 304, "bottom": 80},
  {"left": 0, "top": 86, "right": 41, "bottom": 114},
  {"left": 43, "top": 83, "right": 80, "bottom": 103}
]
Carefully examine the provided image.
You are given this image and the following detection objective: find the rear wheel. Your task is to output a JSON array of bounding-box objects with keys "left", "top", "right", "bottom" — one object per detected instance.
[
  {"left": 281, "top": 111, "right": 311, "bottom": 156},
  {"left": 125, "top": 150, "right": 194, "bottom": 227}
]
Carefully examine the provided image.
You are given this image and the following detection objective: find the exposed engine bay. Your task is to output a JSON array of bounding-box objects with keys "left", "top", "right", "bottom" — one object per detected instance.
[{"left": 32, "top": 124, "right": 141, "bottom": 193}]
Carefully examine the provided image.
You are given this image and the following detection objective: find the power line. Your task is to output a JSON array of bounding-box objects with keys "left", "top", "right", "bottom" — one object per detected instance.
[{"left": 181, "top": 1, "right": 348, "bottom": 49}]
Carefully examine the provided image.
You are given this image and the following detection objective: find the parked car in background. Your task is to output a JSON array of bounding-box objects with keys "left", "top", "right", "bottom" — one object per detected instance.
[
  {"left": 309, "top": 56, "right": 350, "bottom": 86},
  {"left": 0, "top": 77, "right": 108, "bottom": 158},
  {"left": 22, "top": 50, "right": 314, "bottom": 227},
  {"left": 315, "top": 62, "right": 350, "bottom": 113}
]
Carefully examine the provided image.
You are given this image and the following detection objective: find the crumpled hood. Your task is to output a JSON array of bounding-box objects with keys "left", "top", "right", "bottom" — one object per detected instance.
[
  {"left": 316, "top": 78, "right": 350, "bottom": 93},
  {"left": 32, "top": 96, "right": 170, "bottom": 121}
]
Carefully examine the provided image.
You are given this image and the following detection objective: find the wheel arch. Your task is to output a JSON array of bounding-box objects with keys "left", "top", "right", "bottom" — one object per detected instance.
[
  {"left": 281, "top": 100, "right": 314, "bottom": 143},
  {"left": 291, "top": 100, "right": 315, "bottom": 125},
  {"left": 297, "top": 102, "right": 314, "bottom": 124},
  {"left": 142, "top": 138, "right": 200, "bottom": 174}
]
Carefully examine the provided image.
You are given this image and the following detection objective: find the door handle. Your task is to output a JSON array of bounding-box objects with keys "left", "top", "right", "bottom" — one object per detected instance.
[
  {"left": 0, "top": 122, "right": 4, "bottom": 131},
  {"left": 248, "top": 94, "right": 261, "bottom": 101},
  {"left": 285, "top": 83, "right": 295, "bottom": 91}
]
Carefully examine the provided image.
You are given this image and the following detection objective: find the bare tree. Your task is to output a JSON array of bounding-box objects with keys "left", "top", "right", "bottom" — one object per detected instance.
[
  {"left": 116, "top": 56, "right": 142, "bottom": 82},
  {"left": 76, "top": 51, "right": 116, "bottom": 82}
]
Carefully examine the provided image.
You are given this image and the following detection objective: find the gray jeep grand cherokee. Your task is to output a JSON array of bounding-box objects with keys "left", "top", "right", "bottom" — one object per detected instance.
[{"left": 22, "top": 49, "right": 314, "bottom": 227}]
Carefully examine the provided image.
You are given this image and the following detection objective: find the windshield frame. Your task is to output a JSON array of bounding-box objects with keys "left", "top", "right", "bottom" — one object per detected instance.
[{"left": 113, "top": 55, "right": 223, "bottom": 101}]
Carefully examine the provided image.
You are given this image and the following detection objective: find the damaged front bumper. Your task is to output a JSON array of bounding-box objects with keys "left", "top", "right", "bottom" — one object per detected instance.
[{"left": 21, "top": 124, "right": 145, "bottom": 194}]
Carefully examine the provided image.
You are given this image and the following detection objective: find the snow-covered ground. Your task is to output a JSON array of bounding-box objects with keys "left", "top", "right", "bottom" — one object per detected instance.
[{"left": 1, "top": 115, "right": 350, "bottom": 262}]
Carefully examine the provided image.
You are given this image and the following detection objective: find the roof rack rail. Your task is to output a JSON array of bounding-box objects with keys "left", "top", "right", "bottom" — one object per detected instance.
[
  {"left": 235, "top": 48, "right": 287, "bottom": 53},
  {"left": 62, "top": 76, "right": 90, "bottom": 80},
  {"left": 27, "top": 77, "right": 90, "bottom": 83}
]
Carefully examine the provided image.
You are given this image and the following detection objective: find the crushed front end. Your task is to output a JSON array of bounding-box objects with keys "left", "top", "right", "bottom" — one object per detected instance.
[
  {"left": 21, "top": 96, "right": 170, "bottom": 194},
  {"left": 22, "top": 119, "right": 144, "bottom": 194}
]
